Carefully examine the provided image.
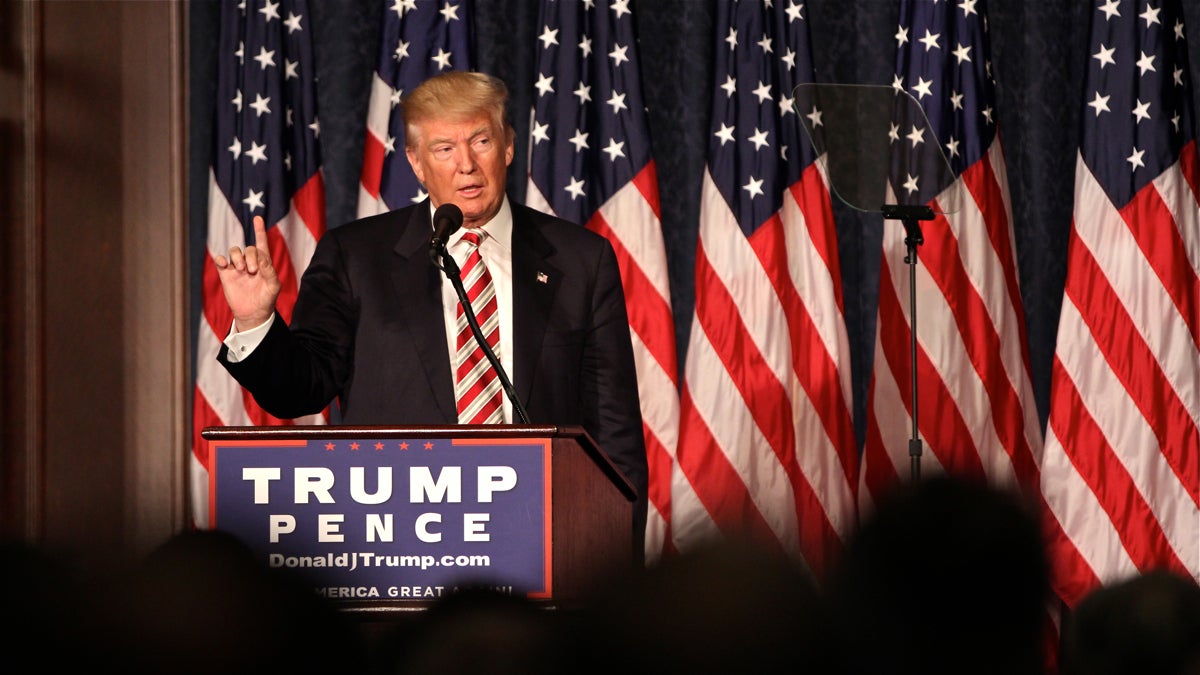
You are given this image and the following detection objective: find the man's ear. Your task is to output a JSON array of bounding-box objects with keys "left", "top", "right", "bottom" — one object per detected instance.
[{"left": 406, "top": 146, "right": 425, "bottom": 183}]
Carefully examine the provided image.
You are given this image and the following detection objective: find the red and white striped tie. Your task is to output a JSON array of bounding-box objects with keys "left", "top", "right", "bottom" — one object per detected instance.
[{"left": 455, "top": 230, "right": 504, "bottom": 425}]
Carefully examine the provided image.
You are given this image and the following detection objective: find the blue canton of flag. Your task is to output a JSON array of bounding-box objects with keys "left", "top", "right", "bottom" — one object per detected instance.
[
  {"left": 705, "top": 0, "right": 815, "bottom": 234},
  {"left": 889, "top": 0, "right": 995, "bottom": 199},
  {"left": 527, "top": 0, "right": 650, "bottom": 222},
  {"left": 213, "top": 0, "right": 322, "bottom": 230},
  {"left": 1082, "top": 0, "right": 1195, "bottom": 207},
  {"left": 358, "top": 0, "right": 474, "bottom": 217}
]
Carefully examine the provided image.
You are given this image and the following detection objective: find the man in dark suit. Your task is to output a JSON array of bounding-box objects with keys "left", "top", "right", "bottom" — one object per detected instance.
[{"left": 213, "top": 71, "right": 647, "bottom": 547}]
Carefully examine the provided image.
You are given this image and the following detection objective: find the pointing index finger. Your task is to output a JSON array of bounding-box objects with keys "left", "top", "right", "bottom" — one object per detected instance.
[{"left": 253, "top": 215, "right": 269, "bottom": 252}]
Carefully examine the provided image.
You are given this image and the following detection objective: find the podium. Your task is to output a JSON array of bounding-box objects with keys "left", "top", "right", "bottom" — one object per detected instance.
[{"left": 201, "top": 424, "right": 637, "bottom": 613}]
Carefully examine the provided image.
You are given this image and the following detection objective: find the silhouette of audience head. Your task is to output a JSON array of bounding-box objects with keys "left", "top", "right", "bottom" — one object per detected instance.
[
  {"left": 827, "top": 475, "right": 1051, "bottom": 675},
  {"left": 0, "top": 538, "right": 88, "bottom": 670},
  {"left": 1061, "top": 568, "right": 1200, "bottom": 675},
  {"left": 83, "top": 529, "right": 363, "bottom": 675},
  {"left": 570, "top": 538, "right": 831, "bottom": 674},
  {"left": 378, "top": 585, "right": 565, "bottom": 675}
]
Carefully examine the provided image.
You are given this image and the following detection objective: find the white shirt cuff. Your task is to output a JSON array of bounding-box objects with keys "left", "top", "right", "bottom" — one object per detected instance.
[{"left": 222, "top": 314, "right": 274, "bottom": 363}]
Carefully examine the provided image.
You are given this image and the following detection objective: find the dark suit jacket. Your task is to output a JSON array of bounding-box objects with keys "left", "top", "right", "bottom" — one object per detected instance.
[{"left": 218, "top": 199, "right": 648, "bottom": 508}]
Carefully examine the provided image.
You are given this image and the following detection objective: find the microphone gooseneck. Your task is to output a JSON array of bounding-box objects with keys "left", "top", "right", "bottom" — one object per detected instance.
[{"left": 429, "top": 206, "right": 531, "bottom": 425}]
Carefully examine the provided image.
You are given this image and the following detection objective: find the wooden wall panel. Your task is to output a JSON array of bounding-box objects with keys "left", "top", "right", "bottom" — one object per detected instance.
[
  {"left": 1, "top": 0, "right": 188, "bottom": 573},
  {"left": 0, "top": 0, "right": 43, "bottom": 543}
]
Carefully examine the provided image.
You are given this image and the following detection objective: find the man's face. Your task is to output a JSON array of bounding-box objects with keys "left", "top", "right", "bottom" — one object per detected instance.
[{"left": 406, "top": 113, "right": 514, "bottom": 229}]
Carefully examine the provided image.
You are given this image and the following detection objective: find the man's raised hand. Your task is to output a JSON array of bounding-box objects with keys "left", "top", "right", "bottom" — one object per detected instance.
[{"left": 214, "top": 215, "right": 281, "bottom": 333}]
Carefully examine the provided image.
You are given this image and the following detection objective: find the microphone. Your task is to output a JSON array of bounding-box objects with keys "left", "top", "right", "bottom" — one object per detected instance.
[
  {"left": 426, "top": 203, "right": 530, "bottom": 425},
  {"left": 429, "top": 203, "right": 464, "bottom": 267}
]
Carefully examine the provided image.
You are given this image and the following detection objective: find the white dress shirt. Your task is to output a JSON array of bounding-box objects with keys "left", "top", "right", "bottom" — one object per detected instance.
[{"left": 439, "top": 198, "right": 515, "bottom": 424}]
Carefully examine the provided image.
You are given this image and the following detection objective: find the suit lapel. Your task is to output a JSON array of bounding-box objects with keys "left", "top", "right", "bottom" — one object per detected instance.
[
  {"left": 511, "top": 207, "right": 561, "bottom": 411},
  {"left": 390, "top": 202, "right": 457, "bottom": 422}
]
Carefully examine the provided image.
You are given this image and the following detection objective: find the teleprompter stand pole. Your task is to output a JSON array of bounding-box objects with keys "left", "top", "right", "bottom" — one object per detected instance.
[{"left": 881, "top": 204, "right": 935, "bottom": 482}]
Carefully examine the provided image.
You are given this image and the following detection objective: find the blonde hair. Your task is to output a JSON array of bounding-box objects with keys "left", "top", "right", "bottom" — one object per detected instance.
[{"left": 401, "top": 71, "right": 513, "bottom": 148}]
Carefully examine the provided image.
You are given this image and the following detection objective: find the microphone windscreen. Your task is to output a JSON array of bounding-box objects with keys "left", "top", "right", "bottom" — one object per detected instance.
[{"left": 432, "top": 203, "right": 464, "bottom": 242}]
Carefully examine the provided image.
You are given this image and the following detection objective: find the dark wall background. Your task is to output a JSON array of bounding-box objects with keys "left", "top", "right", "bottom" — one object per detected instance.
[{"left": 189, "top": 0, "right": 1200, "bottom": 449}]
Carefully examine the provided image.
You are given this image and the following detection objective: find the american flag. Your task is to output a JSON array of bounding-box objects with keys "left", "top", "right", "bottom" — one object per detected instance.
[
  {"left": 859, "top": 0, "right": 1043, "bottom": 511},
  {"left": 673, "top": 0, "right": 857, "bottom": 579},
  {"left": 1041, "top": 0, "right": 1200, "bottom": 607},
  {"left": 523, "top": 0, "right": 679, "bottom": 563},
  {"left": 358, "top": 0, "right": 474, "bottom": 217},
  {"left": 191, "top": 0, "right": 328, "bottom": 527}
]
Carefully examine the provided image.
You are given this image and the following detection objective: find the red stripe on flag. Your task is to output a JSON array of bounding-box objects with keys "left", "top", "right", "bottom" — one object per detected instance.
[
  {"left": 749, "top": 204, "right": 856, "bottom": 486},
  {"left": 1064, "top": 227, "right": 1200, "bottom": 506},
  {"left": 788, "top": 169, "right": 857, "bottom": 478},
  {"left": 691, "top": 237, "right": 795, "bottom": 455},
  {"left": 587, "top": 213, "right": 677, "bottom": 379},
  {"left": 292, "top": 172, "right": 327, "bottom": 245},
  {"left": 360, "top": 131, "right": 385, "bottom": 201},
  {"left": 690, "top": 235, "right": 841, "bottom": 578},
  {"left": 1047, "top": 358, "right": 1189, "bottom": 577},
  {"left": 631, "top": 162, "right": 662, "bottom": 219},
  {"left": 963, "top": 153, "right": 1036, "bottom": 380},
  {"left": 202, "top": 254, "right": 234, "bottom": 339},
  {"left": 749, "top": 215, "right": 850, "bottom": 573},
  {"left": 676, "top": 386, "right": 787, "bottom": 558},
  {"left": 861, "top": 378, "right": 903, "bottom": 500},
  {"left": 1181, "top": 139, "right": 1200, "bottom": 201},
  {"left": 192, "top": 384, "right": 222, "bottom": 467},
  {"left": 267, "top": 226, "right": 300, "bottom": 325},
  {"left": 1039, "top": 466, "right": 1105, "bottom": 608},
  {"left": 644, "top": 418, "right": 673, "bottom": 525},
  {"left": 917, "top": 200, "right": 1040, "bottom": 487},
  {"left": 1119, "top": 181, "right": 1200, "bottom": 350},
  {"left": 789, "top": 166, "right": 845, "bottom": 311}
]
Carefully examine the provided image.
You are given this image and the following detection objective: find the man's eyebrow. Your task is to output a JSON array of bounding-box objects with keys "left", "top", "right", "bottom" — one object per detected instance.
[{"left": 427, "top": 125, "right": 492, "bottom": 146}]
